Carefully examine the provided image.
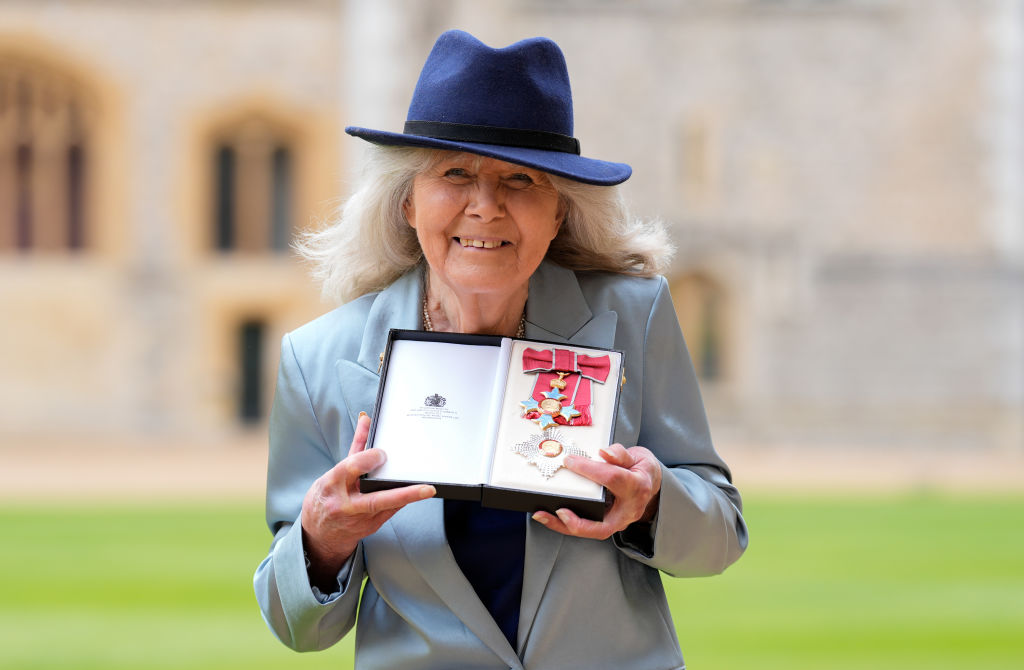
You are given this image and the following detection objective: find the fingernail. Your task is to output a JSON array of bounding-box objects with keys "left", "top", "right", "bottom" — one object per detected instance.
[
  {"left": 532, "top": 512, "right": 549, "bottom": 525},
  {"left": 555, "top": 509, "right": 571, "bottom": 524},
  {"left": 358, "top": 411, "right": 368, "bottom": 419},
  {"left": 420, "top": 485, "right": 436, "bottom": 498}
]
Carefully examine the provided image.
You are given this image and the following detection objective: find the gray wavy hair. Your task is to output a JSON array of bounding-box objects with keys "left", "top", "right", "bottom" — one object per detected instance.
[{"left": 296, "top": 146, "right": 673, "bottom": 303}]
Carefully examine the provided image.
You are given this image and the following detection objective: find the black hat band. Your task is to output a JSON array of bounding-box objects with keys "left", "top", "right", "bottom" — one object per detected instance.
[{"left": 403, "top": 120, "right": 581, "bottom": 155}]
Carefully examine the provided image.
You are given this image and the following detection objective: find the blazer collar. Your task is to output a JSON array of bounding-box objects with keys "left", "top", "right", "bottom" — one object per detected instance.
[
  {"left": 525, "top": 260, "right": 592, "bottom": 341},
  {"left": 526, "top": 260, "right": 617, "bottom": 349},
  {"left": 355, "top": 267, "right": 424, "bottom": 374}
]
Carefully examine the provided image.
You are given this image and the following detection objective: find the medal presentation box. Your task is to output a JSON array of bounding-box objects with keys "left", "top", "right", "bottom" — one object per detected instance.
[{"left": 360, "top": 329, "right": 624, "bottom": 520}]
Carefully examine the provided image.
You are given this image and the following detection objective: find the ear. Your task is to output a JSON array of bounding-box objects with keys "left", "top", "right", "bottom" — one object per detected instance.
[
  {"left": 402, "top": 194, "right": 416, "bottom": 229},
  {"left": 552, "top": 198, "right": 568, "bottom": 238}
]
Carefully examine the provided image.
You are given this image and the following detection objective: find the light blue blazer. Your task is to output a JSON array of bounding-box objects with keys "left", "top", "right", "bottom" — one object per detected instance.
[{"left": 254, "top": 260, "right": 748, "bottom": 670}]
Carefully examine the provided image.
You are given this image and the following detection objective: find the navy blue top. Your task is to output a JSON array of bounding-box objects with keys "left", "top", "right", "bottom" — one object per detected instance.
[{"left": 443, "top": 500, "right": 526, "bottom": 651}]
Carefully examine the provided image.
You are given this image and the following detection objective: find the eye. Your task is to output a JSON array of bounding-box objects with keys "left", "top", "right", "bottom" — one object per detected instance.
[
  {"left": 505, "top": 173, "right": 535, "bottom": 189},
  {"left": 443, "top": 167, "right": 472, "bottom": 181}
]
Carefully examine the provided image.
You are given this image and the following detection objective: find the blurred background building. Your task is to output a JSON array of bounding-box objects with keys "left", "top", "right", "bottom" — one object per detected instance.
[{"left": 1, "top": 0, "right": 1021, "bottom": 454}]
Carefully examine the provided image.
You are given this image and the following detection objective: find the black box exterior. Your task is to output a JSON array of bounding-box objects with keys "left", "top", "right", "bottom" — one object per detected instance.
[{"left": 359, "top": 329, "right": 619, "bottom": 520}]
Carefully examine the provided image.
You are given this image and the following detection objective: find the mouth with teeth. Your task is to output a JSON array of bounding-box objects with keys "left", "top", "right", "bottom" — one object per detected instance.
[{"left": 456, "top": 237, "right": 509, "bottom": 249}]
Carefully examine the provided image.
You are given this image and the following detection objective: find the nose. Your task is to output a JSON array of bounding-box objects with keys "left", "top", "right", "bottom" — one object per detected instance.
[{"left": 464, "top": 177, "right": 504, "bottom": 221}]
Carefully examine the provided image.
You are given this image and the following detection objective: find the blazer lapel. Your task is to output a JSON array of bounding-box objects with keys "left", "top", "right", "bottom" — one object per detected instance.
[
  {"left": 335, "top": 360, "right": 380, "bottom": 428},
  {"left": 336, "top": 268, "right": 425, "bottom": 428},
  {"left": 517, "top": 521, "right": 564, "bottom": 652},
  {"left": 517, "top": 261, "right": 618, "bottom": 647},
  {"left": 525, "top": 261, "right": 618, "bottom": 349},
  {"left": 355, "top": 268, "right": 424, "bottom": 373},
  {"left": 388, "top": 499, "right": 522, "bottom": 667}
]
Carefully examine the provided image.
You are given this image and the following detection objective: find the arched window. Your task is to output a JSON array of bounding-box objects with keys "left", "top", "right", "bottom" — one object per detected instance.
[
  {"left": 671, "top": 273, "right": 727, "bottom": 382},
  {"left": 238, "top": 318, "right": 267, "bottom": 423},
  {"left": 0, "top": 56, "right": 90, "bottom": 252},
  {"left": 211, "top": 117, "right": 294, "bottom": 254}
]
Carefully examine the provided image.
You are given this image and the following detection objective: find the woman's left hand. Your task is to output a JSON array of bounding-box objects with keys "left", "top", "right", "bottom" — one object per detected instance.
[{"left": 531, "top": 444, "right": 662, "bottom": 539}]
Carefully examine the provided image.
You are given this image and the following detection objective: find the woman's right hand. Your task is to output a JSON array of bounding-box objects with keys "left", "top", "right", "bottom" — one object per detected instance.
[{"left": 300, "top": 413, "right": 435, "bottom": 588}]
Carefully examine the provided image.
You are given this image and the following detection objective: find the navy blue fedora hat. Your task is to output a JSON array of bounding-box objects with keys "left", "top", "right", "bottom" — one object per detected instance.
[{"left": 345, "top": 30, "right": 632, "bottom": 186}]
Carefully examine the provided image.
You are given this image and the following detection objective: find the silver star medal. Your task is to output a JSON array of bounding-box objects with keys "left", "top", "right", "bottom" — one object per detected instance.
[{"left": 512, "top": 428, "right": 588, "bottom": 478}]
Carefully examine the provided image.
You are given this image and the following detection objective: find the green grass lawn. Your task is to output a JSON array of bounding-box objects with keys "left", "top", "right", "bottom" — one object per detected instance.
[{"left": 1, "top": 494, "right": 1021, "bottom": 669}]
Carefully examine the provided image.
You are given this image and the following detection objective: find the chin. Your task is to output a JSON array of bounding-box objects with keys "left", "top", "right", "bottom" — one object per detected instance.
[{"left": 442, "top": 267, "right": 526, "bottom": 296}]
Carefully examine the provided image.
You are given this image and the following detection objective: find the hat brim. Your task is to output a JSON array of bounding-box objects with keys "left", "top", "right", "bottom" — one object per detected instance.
[{"left": 345, "top": 126, "right": 631, "bottom": 186}]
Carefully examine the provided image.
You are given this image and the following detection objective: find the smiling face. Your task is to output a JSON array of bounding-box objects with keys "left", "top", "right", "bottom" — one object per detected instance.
[{"left": 403, "top": 152, "right": 563, "bottom": 301}]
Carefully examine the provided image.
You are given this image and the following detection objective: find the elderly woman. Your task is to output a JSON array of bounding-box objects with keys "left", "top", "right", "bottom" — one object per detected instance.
[{"left": 254, "top": 30, "right": 747, "bottom": 670}]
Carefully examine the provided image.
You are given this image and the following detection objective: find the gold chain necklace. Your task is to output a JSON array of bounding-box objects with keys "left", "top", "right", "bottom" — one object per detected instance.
[{"left": 422, "top": 295, "right": 526, "bottom": 338}]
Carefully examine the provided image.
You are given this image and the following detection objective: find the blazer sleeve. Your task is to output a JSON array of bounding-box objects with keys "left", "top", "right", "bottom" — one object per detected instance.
[
  {"left": 253, "top": 333, "right": 365, "bottom": 651},
  {"left": 613, "top": 277, "right": 749, "bottom": 577}
]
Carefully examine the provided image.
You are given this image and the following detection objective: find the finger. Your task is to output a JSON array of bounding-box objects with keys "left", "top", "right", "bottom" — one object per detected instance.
[
  {"left": 598, "top": 443, "right": 633, "bottom": 467},
  {"left": 552, "top": 507, "right": 618, "bottom": 540},
  {"left": 358, "top": 484, "right": 436, "bottom": 515},
  {"left": 531, "top": 510, "right": 558, "bottom": 526},
  {"left": 531, "top": 510, "right": 570, "bottom": 534},
  {"left": 627, "top": 447, "right": 663, "bottom": 489},
  {"left": 324, "top": 447, "right": 387, "bottom": 488},
  {"left": 347, "top": 412, "right": 372, "bottom": 457},
  {"left": 533, "top": 507, "right": 614, "bottom": 540},
  {"left": 564, "top": 455, "right": 634, "bottom": 493}
]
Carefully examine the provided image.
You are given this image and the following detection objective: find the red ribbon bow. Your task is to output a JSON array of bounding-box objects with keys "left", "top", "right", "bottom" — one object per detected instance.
[
  {"left": 521, "top": 348, "right": 610, "bottom": 426},
  {"left": 521, "top": 348, "right": 611, "bottom": 382}
]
